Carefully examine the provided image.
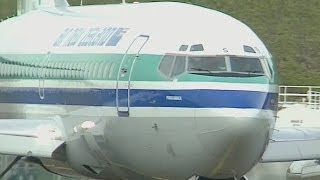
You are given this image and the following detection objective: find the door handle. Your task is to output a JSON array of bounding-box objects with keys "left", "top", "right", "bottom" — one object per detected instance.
[{"left": 121, "top": 68, "right": 128, "bottom": 74}]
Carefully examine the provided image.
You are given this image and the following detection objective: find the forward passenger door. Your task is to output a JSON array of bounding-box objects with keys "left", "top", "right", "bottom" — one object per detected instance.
[{"left": 116, "top": 35, "right": 149, "bottom": 117}]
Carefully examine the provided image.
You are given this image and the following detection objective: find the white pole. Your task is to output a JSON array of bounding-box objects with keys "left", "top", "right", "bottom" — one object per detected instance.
[
  {"left": 17, "top": 0, "right": 22, "bottom": 16},
  {"left": 80, "top": 0, "right": 83, "bottom": 6},
  {"left": 122, "top": 0, "right": 126, "bottom": 4}
]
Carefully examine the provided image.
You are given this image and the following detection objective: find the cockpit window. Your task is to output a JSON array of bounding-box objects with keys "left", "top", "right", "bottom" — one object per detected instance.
[
  {"left": 230, "top": 57, "right": 264, "bottom": 74},
  {"left": 159, "top": 55, "right": 186, "bottom": 78},
  {"left": 159, "top": 55, "right": 265, "bottom": 79},
  {"left": 187, "top": 56, "right": 265, "bottom": 77},
  {"left": 159, "top": 55, "right": 174, "bottom": 77},
  {"left": 190, "top": 44, "right": 204, "bottom": 51},
  {"left": 188, "top": 56, "right": 227, "bottom": 72},
  {"left": 171, "top": 56, "right": 186, "bottom": 78}
]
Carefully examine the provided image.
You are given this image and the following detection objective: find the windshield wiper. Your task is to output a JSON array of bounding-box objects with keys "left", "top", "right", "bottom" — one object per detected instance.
[
  {"left": 190, "top": 67, "right": 213, "bottom": 73},
  {"left": 241, "top": 71, "right": 265, "bottom": 76},
  {"left": 212, "top": 71, "right": 265, "bottom": 77},
  {"left": 190, "top": 70, "right": 265, "bottom": 77}
]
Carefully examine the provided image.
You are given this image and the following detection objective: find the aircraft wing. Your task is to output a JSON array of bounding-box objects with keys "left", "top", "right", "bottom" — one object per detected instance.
[
  {"left": 0, "top": 119, "right": 65, "bottom": 158},
  {"left": 261, "top": 127, "right": 320, "bottom": 162}
]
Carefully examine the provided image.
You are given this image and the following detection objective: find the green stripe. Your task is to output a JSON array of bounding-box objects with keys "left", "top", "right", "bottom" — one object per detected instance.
[{"left": 0, "top": 53, "right": 273, "bottom": 84}]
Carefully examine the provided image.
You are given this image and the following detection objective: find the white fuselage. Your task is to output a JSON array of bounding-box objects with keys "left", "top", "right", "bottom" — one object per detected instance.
[{"left": 0, "top": 2, "right": 278, "bottom": 179}]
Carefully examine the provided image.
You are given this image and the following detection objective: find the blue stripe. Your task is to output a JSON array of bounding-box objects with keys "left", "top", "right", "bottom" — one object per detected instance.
[{"left": 0, "top": 88, "right": 278, "bottom": 110}]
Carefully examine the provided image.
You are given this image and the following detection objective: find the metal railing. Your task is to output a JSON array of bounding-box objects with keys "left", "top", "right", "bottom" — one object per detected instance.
[{"left": 279, "top": 86, "right": 320, "bottom": 109}]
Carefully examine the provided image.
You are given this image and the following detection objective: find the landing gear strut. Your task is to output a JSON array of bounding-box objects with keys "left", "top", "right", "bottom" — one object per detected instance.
[{"left": 0, "top": 156, "right": 22, "bottom": 178}]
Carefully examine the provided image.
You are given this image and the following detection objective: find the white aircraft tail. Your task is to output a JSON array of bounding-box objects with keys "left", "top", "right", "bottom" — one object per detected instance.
[{"left": 17, "top": 0, "right": 69, "bottom": 15}]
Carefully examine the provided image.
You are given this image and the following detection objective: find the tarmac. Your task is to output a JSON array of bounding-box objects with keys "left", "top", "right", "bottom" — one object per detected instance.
[
  {"left": 0, "top": 156, "right": 295, "bottom": 180},
  {"left": 246, "top": 162, "right": 291, "bottom": 180}
]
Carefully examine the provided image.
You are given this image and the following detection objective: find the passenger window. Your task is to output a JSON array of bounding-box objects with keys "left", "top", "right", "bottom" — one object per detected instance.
[
  {"left": 171, "top": 56, "right": 186, "bottom": 78},
  {"left": 159, "top": 55, "right": 175, "bottom": 77}
]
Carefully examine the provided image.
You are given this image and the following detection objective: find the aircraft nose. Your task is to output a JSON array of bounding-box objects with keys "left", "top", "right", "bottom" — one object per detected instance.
[{"left": 195, "top": 109, "right": 272, "bottom": 178}]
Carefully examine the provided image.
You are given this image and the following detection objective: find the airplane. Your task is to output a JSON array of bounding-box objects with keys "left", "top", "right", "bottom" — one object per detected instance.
[
  {"left": 269, "top": 89, "right": 320, "bottom": 180},
  {"left": 1, "top": 0, "right": 320, "bottom": 179}
]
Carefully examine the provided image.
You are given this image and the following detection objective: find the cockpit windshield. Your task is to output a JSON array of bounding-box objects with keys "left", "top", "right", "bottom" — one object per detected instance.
[
  {"left": 158, "top": 55, "right": 266, "bottom": 78},
  {"left": 188, "top": 56, "right": 265, "bottom": 77},
  {"left": 229, "top": 57, "right": 264, "bottom": 74},
  {"left": 188, "top": 56, "right": 227, "bottom": 72}
]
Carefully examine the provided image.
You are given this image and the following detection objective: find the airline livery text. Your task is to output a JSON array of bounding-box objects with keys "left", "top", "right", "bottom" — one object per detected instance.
[{"left": 53, "top": 27, "right": 129, "bottom": 47}]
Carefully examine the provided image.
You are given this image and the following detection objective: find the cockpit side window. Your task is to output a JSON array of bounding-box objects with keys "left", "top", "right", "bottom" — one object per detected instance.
[
  {"left": 159, "top": 55, "right": 175, "bottom": 78},
  {"left": 171, "top": 56, "right": 186, "bottom": 78},
  {"left": 159, "top": 55, "right": 187, "bottom": 78}
]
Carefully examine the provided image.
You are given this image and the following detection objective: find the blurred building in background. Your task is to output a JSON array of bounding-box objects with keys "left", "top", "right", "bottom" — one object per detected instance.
[{"left": 17, "top": 0, "right": 61, "bottom": 15}]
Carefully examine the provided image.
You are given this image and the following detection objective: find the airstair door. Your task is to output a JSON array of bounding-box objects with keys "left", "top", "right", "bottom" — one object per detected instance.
[{"left": 116, "top": 35, "right": 149, "bottom": 117}]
